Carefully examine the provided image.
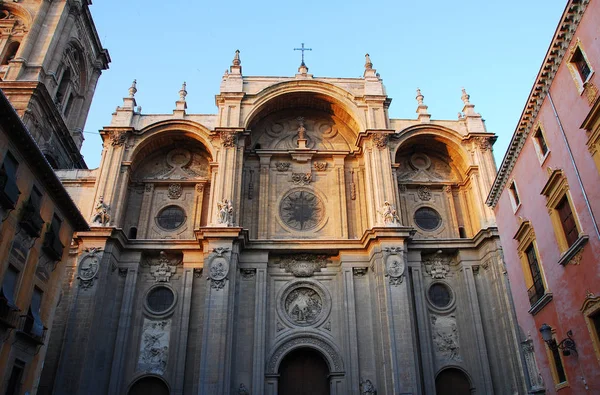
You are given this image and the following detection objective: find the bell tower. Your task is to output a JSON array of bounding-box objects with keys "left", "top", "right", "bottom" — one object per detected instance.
[{"left": 0, "top": 0, "right": 109, "bottom": 169}]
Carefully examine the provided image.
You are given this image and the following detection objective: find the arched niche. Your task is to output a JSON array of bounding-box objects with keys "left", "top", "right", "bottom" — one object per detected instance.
[
  {"left": 123, "top": 133, "right": 212, "bottom": 239},
  {"left": 266, "top": 334, "right": 345, "bottom": 374},
  {"left": 246, "top": 92, "right": 359, "bottom": 152},
  {"left": 128, "top": 375, "right": 170, "bottom": 395}
]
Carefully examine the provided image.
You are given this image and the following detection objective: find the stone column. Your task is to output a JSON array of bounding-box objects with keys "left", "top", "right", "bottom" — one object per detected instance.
[
  {"left": 107, "top": 267, "right": 138, "bottom": 394},
  {"left": 257, "top": 155, "right": 271, "bottom": 238},
  {"left": 251, "top": 264, "right": 268, "bottom": 394},
  {"left": 341, "top": 266, "right": 360, "bottom": 395},
  {"left": 173, "top": 265, "right": 194, "bottom": 395},
  {"left": 137, "top": 183, "right": 154, "bottom": 238},
  {"left": 333, "top": 155, "right": 349, "bottom": 238},
  {"left": 197, "top": 231, "right": 242, "bottom": 394}
]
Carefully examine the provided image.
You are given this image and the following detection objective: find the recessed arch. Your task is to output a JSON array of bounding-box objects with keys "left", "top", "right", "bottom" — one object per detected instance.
[
  {"left": 435, "top": 366, "right": 473, "bottom": 395},
  {"left": 243, "top": 80, "right": 366, "bottom": 134},
  {"left": 266, "top": 333, "right": 345, "bottom": 374},
  {"left": 0, "top": 3, "right": 33, "bottom": 28},
  {"left": 127, "top": 374, "right": 170, "bottom": 395}
]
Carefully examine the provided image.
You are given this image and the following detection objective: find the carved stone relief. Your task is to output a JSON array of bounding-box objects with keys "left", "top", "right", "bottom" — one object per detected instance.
[
  {"left": 279, "top": 190, "right": 325, "bottom": 231},
  {"left": 220, "top": 131, "right": 236, "bottom": 148},
  {"left": 110, "top": 130, "right": 127, "bottom": 146},
  {"left": 522, "top": 337, "right": 545, "bottom": 391},
  {"left": 431, "top": 314, "right": 461, "bottom": 362},
  {"left": 353, "top": 267, "right": 367, "bottom": 277},
  {"left": 423, "top": 250, "right": 450, "bottom": 279},
  {"left": 291, "top": 172, "right": 312, "bottom": 185},
  {"left": 278, "top": 254, "right": 329, "bottom": 277},
  {"left": 137, "top": 319, "right": 171, "bottom": 374},
  {"left": 216, "top": 199, "right": 234, "bottom": 226},
  {"left": 167, "top": 183, "right": 183, "bottom": 199},
  {"left": 313, "top": 161, "right": 327, "bottom": 171},
  {"left": 418, "top": 185, "right": 432, "bottom": 201},
  {"left": 360, "top": 378, "right": 377, "bottom": 394},
  {"left": 275, "top": 162, "right": 291, "bottom": 172},
  {"left": 141, "top": 251, "right": 182, "bottom": 282},
  {"left": 371, "top": 134, "right": 388, "bottom": 149},
  {"left": 240, "top": 268, "right": 256, "bottom": 279},
  {"left": 207, "top": 247, "right": 230, "bottom": 290},
  {"left": 136, "top": 148, "right": 209, "bottom": 181},
  {"left": 77, "top": 247, "right": 102, "bottom": 289},
  {"left": 384, "top": 247, "right": 405, "bottom": 286},
  {"left": 285, "top": 287, "right": 323, "bottom": 325},
  {"left": 91, "top": 196, "right": 110, "bottom": 226},
  {"left": 396, "top": 152, "right": 455, "bottom": 182}
]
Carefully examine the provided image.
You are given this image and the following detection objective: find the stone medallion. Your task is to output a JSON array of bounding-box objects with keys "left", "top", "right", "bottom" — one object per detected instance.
[
  {"left": 77, "top": 247, "right": 102, "bottom": 289},
  {"left": 278, "top": 281, "right": 331, "bottom": 328},
  {"left": 279, "top": 190, "right": 325, "bottom": 231}
]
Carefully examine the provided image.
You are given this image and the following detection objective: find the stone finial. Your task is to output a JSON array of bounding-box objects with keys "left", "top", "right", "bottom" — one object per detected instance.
[
  {"left": 232, "top": 49, "right": 241, "bottom": 66},
  {"left": 416, "top": 88, "right": 424, "bottom": 105},
  {"left": 179, "top": 82, "right": 187, "bottom": 101},
  {"left": 365, "top": 53, "right": 373, "bottom": 70},
  {"left": 298, "top": 63, "right": 309, "bottom": 74},
  {"left": 461, "top": 88, "right": 470, "bottom": 105},
  {"left": 128, "top": 79, "right": 137, "bottom": 98}
]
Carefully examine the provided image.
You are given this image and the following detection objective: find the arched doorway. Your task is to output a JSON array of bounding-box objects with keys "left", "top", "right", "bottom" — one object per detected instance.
[
  {"left": 435, "top": 367, "right": 472, "bottom": 395},
  {"left": 278, "top": 347, "right": 330, "bottom": 395},
  {"left": 128, "top": 376, "right": 170, "bottom": 395}
]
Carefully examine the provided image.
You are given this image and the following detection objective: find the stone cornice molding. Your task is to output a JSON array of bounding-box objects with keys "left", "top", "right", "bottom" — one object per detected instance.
[{"left": 487, "top": 0, "right": 589, "bottom": 208}]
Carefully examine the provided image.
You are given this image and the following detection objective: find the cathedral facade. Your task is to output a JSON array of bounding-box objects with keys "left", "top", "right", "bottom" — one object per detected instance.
[{"left": 40, "top": 55, "right": 528, "bottom": 395}]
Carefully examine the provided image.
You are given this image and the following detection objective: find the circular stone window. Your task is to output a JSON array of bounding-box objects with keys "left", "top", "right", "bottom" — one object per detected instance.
[
  {"left": 146, "top": 286, "right": 175, "bottom": 314},
  {"left": 279, "top": 191, "right": 325, "bottom": 231},
  {"left": 156, "top": 205, "right": 186, "bottom": 230},
  {"left": 414, "top": 207, "right": 442, "bottom": 231},
  {"left": 428, "top": 283, "right": 452, "bottom": 308}
]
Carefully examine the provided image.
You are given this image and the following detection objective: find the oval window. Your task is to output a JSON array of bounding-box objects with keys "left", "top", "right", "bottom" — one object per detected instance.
[
  {"left": 156, "top": 205, "right": 186, "bottom": 230},
  {"left": 428, "top": 283, "right": 452, "bottom": 308},
  {"left": 146, "top": 286, "right": 175, "bottom": 314},
  {"left": 414, "top": 207, "right": 442, "bottom": 231}
]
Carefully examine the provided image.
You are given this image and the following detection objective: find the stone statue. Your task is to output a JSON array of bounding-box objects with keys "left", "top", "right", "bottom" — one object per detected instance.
[
  {"left": 238, "top": 383, "right": 249, "bottom": 395},
  {"left": 378, "top": 201, "right": 400, "bottom": 226},
  {"left": 217, "top": 199, "right": 234, "bottom": 226},
  {"left": 360, "top": 378, "right": 376, "bottom": 394},
  {"left": 91, "top": 196, "right": 110, "bottom": 226}
]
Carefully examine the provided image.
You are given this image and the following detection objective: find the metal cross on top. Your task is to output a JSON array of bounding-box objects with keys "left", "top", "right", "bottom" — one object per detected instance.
[{"left": 294, "top": 43, "right": 312, "bottom": 65}]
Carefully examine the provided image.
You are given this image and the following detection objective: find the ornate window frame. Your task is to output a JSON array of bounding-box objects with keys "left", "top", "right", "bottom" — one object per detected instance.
[
  {"left": 531, "top": 122, "right": 550, "bottom": 165},
  {"left": 540, "top": 169, "right": 588, "bottom": 264},
  {"left": 581, "top": 94, "right": 600, "bottom": 174},
  {"left": 513, "top": 219, "right": 552, "bottom": 315},
  {"left": 580, "top": 292, "right": 600, "bottom": 365},
  {"left": 566, "top": 38, "right": 594, "bottom": 95}
]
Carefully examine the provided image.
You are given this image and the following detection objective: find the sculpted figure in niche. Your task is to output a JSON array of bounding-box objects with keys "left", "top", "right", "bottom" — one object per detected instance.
[
  {"left": 91, "top": 196, "right": 110, "bottom": 226},
  {"left": 378, "top": 201, "right": 400, "bottom": 226},
  {"left": 360, "top": 378, "right": 377, "bottom": 394},
  {"left": 217, "top": 199, "right": 234, "bottom": 226}
]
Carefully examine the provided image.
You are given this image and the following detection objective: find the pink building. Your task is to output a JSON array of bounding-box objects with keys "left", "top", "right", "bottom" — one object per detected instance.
[{"left": 487, "top": 0, "right": 600, "bottom": 393}]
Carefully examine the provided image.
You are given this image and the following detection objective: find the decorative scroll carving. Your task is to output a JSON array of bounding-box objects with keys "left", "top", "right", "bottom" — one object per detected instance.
[
  {"left": 423, "top": 250, "right": 450, "bottom": 279},
  {"left": 378, "top": 201, "right": 400, "bottom": 226},
  {"left": 196, "top": 184, "right": 204, "bottom": 193},
  {"left": 431, "top": 314, "right": 461, "bottom": 362},
  {"left": 285, "top": 287, "right": 323, "bottom": 325},
  {"left": 220, "top": 131, "right": 236, "bottom": 148},
  {"left": 313, "top": 161, "right": 327, "bottom": 171},
  {"left": 278, "top": 254, "right": 329, "bottom": 277},
  {"left": 110, "top": 130, "right": 127, "bottom": 146},
  {"left": 372, "top": 134, "right": 388, "bottom": 149},
  {"left": 141, "top": 251, "right": 182, "bottom": 282},
  {"left": 207, "top": 247, "right": 230, "bottom": 290},
  {"left": 217, "top": 199, "right": 234, "bottom": 226},
  {"left": 360, "top": 379, "right": 377, "bottom": 395},
  {"left": 193, "top": 268, "right": 203, "bottom": 278},
  {"left": 240, "top": 268, "right": 256, "bottom": 279},
  {"left": 353, "top": 267, "right": 367, "bottom": 277},
  {"left": 350, "top": 170, "right": 357, "bottom": 200},
  {"left": 417, "top": 185, "right": 432, "bottom": 201},
  {"left": 138, "top": 319, "right": 170, "bottom": 374},
  {"left": 145, "top": 183, "right": 154, "bottom": 193},
  {"left": 291, "top": 172, "right": 312, "bottom": 185},
  {"left": 77, "top": 247, "right": 102, "bottom": 289},
  {"left": 167, "top": 183, "right": 182, "bottom": 199},
  {"left": 275, "top": 162, "right": 291, "bottom": 172},
  {"left": 141, "top": 148, "right": 208, "bottom": 180},
  {"left": 91, "top": 196, "right": 110, "bottom": 226},
  {"left": 476, "top": 137, "right": 492, "bottom": 151}
]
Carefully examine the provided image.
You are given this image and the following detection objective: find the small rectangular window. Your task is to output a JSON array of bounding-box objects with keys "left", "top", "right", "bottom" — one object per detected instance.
[
  {"left": 0, "top": 265, "right": 20, "bottom": 309},
  {"left": 551, "top": 343, "right": 567, "bottom": 384},
  {"left": 556, "top": 196, "right": 578, "bottom": 248},
  {"left": 571, "top": 47, "right": 591, "bottom": 82},
  {"left": 534, "top": 128, "right": 549, "bottom": 156},
  {"left": 509, "top": 181, "right": 521, "bottom": 212}
]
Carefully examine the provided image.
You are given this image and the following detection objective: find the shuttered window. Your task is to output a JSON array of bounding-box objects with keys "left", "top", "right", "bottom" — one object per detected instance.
[{"left": 556, "top": 197, "right": 578, "bottom": 248}]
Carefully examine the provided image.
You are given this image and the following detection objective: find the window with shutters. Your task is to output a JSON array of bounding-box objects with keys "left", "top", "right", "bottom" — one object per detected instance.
[{"left": 541, "top": 169, "right": 587, "bottom": 262}]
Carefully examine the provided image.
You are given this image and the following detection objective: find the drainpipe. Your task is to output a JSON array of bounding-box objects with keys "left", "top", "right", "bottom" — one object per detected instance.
[{"left": 547, "top": 92, "right": 600, "bottom": 240}]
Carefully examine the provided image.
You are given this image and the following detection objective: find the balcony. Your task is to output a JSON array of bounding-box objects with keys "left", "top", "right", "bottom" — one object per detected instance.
[
  {"left": 527, "top": 282, "right": 553, "bottom": 316},
  {"left": 15, "top": 314, "right": 47, "bottom": 345},
  {"left": 0, "top": 299, "right": 20, "bottom": 328}
]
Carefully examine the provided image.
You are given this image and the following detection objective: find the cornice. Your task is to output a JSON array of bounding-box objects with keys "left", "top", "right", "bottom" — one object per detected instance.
[{"left": 487, "top": 0, "right": 589, "bottom": 208}]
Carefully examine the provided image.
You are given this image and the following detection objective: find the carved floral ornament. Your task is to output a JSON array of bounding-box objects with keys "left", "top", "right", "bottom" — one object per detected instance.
[
  {"left": 423, "top": 250, "right": 450, "bottom": 279},
  {"left": 167, "top": 183, "right": 183, "bottom": 199},
  {"left": 291, "top": 172, "right": 312, "bottom": 185},
  {"left": 109, "top": 130, "right": 128, "bottom": 146},
  {"left": 278, "top": 254, "right": 330, "bottom": 277},
  {"left": 371, "top": 133, "right": 388, "bottom": 150},
  {"left": 77, "top": 247, "right": 103, "bottom": 289},
  {"left": 141, "top": 251, "right": 183, "bottom": 282},
  {"left": 275, "top": 162, "right": 291, "bottom": 172},
  {"left": 220, "top": 131, "right": 237, "bottom": 148},
  {"left": 207, "top": 247, "right": 230, "bottom": 290},
  {"left": 417, "top": 185, "right": 432, "bottom": 201},
  {"left": 313, "top": 161, "right": 327, "bottom": 171}
]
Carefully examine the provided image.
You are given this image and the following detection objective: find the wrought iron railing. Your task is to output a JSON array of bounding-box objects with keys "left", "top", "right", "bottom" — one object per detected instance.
[{"left": 527, "top": 281, "right": 545, "bottom": 306}]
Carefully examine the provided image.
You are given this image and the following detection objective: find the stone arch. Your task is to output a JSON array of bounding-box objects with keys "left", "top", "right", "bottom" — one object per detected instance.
[
  {"left": 244, "top": 80, "right": 366, "bottom": 135},
  {"left": 0, "top": 3, "right": 33, "bottom": 29},
  {"left": 392, "top": 124, "right": 471, "bottom": 173},
  {"left": 127, "top": 374, "right": 171, "bottom": 395},
  {"left": 266, "top": 333, "right": 345, "bottom": 374},
  {"left": 435, "top": 366, "right": 474, "bottom": 394},
  {"left": 130, "top": 120, "right": 215, "bottom": 169}
]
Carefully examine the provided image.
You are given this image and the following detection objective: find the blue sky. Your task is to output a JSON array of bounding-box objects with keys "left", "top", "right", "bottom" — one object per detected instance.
[{"left": 82, "top": 0, "right": 567, "bottom": 168}]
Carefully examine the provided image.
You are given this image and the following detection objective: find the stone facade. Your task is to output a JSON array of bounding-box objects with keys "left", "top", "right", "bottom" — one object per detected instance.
[{"left": 32, "top": 50, "right": 529, "bottom": 395}]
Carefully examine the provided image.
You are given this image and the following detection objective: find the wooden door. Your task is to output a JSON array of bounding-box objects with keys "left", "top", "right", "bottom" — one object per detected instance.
[
  {"left": 435, "top": 368, "right": 471, "bottom": 395},
  {"left": 278, "top": 348, "right": 330, "bottom": 395}
]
